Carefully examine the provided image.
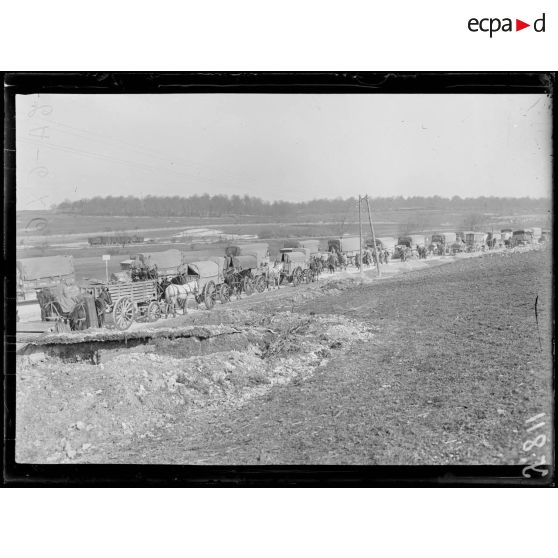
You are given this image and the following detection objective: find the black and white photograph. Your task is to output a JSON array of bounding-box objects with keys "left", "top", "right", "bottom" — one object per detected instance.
[{"left": 9, "top": 76, "right": 553, "bottom": 479}]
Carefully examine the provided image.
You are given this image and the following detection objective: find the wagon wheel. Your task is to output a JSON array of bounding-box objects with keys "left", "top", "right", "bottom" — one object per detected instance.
[
  {"left": 204, "top": 281, "right": 216, "bottom": 310},
  {"left": 218, "top": 283, "right": 231, "bottom": 304},
  {"left": 255, "top": 275, "right": 267, "bottom": 293},
  {"left": 292, "top": 267, "right": 302, "bottom": 286},
  {"left": 71, "top": 301, "right": 89, "bottom": 331},
  {"left": 43, "top": 301, "right": 61, "bottom": 321},
  {"left": 147, "top": 301, "right": 162, "bottom": 322},
  {"left": 243, "top": 276, "right": 254, "bottom": 296},
  {"left": 113, "top": 296, "right": 134, "bottom": 330}
]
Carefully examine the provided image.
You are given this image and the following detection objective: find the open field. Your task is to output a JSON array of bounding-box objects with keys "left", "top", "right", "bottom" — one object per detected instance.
[
  {"left": 16, "top": 208, "right": 550, "bottom": 281},
  {"left": 16, "top": 248, "right": 553, "bottom": 466}
]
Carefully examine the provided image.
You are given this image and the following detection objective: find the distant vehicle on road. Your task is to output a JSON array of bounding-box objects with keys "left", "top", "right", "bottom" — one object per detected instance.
[{"left": 88, "top": 234, "right": 144, "bottom": 246}]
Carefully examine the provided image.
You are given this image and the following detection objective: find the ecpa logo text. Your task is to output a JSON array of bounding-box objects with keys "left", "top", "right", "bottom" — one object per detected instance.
[{"left": 468, "top": 13, "right": 545, "bottom": 37}]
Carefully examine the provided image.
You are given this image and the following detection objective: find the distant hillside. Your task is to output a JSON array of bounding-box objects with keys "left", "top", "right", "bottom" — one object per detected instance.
[{"left": 56, "top": 195, "right": 550, "bottom": 218}]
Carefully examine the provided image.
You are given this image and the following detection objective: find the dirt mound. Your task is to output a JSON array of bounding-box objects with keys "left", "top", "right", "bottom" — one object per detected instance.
[{"left": 17, "top": 312, "right": 374, "bottom": 463}]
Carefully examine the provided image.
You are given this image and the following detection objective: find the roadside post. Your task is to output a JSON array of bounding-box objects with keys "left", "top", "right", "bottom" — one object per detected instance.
[
  {"left": 358, "top": 195, "right": 363, "bottom": 278},
  {"left": 102, "top": 254, "right": 110, "bottom": 282},
  {"left": 365, "top": 195, "right": 381, "bottom": 278}
]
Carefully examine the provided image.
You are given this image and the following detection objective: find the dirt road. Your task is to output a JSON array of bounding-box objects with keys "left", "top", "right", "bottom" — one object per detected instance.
[{"left": 16, "top": 248, "right": 553, "bottom": 465}]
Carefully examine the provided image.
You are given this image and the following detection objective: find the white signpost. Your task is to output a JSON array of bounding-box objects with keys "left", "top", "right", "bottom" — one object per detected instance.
[{"left": 102, "top": 254, "right": 111, "bottom": 282}]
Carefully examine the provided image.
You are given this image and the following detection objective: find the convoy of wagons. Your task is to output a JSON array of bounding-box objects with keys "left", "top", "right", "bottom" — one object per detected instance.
[{"left": 17, "top": 225, "right": 549, "bottom": 332}]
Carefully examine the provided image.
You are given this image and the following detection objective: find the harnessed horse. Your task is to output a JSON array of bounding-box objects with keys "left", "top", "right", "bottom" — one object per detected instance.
[
  {"left": 327, "top": 252, "right": 337, "bottom": 274},
  {"left": 266, "top": 261, "right": 283, "bottom": 289},
  {"left": 164, "top": 281, "right": 199, "bottom": 316},
  {"left": 309, "top": 257, "right": 322, "bottom": 281}
]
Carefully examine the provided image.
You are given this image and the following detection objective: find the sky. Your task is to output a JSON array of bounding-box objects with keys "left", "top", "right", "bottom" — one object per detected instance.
[{"left": 16, "top": 93, "right": 552, "bottom": 210}]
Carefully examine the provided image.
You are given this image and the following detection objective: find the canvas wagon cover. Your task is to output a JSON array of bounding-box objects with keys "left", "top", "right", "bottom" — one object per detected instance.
[
  {"left": 231, "top": 255, "right": 258, "bottom": 270},
  {"left": 328, "top": 236, "right": 360, "bottom": 253},
  {"left": 432, "top": 233, "right": 456, "bottom": 244},
  {"left": 409, "top": 235, "right": 426, "bottom": 247},
  {"left": 138, "top": 249, "right": 182, "bottom": 271},
  {"left": 226, "top": 243, "right": 269, "bottom": 258},
  {"left": 369, "top": 236, "right": 397, "bottom": 250},
  {"left": 466, "top": 232, "right": 485, "bottom": 242},
  {"left": 298, "top": 239, "right": 320, "bottom": 253},
  {"left": 208, "top": 256, "right": 227, "bottom": 277},
  {"left": 17, "top": 255, "right": 74, "bottom": 281},
  {"left": 282, "top": 251, "right": 307, "bottom": 263},
  {"left": 41, "top": 283, "right": 81, "bottom": 313},
  {"left": 186, "top": 260, "right": 219, "bottom": 279}
]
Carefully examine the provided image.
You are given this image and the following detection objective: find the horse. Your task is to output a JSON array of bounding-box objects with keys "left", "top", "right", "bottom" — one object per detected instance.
[
  {"left": 164, "top": 281, "right": 199, "bottom": 316},
  {"left": 309, "top": 257, "right": 322, "bottom": 281},
  {"left": 69, "top": 299, "right": 88, "bottom": 331},
  {"left": 94, "top": 287, "right": 112, "bottom": 328},
  {"left": 327, "top": 253, "right": 337, "bottom": 274},
  {"left": 266, "top": 261, "right": 283, "bottom": 289}
]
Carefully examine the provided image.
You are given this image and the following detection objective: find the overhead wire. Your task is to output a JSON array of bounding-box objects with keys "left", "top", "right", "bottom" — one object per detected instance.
[
  {"left": 32, "top": 115, "right": 262, "bottom": 192},
  {"left": 17, "top": 136, "right": 248, "bottom": 191}
]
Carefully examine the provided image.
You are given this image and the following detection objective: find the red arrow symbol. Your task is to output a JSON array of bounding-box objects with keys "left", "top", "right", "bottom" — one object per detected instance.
[{"left": 516, "top": 19, "right": 530, "bottom": 31}]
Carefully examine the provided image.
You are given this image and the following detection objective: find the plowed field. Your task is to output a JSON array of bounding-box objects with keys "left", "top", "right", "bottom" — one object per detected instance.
[{"left": 16, "top": 248, "right": 553, "bottom": 465}]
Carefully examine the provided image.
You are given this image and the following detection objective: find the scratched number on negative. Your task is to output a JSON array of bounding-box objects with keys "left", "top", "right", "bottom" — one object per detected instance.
[{"left": 522, "top": 413, "right": 548, "bottom": 478}]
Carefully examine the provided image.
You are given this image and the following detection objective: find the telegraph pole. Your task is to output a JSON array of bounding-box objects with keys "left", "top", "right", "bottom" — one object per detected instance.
[
  {"left": 358, "top": 195, "right": 363, "bottom": 278},
  {"left": 365, "top": 195, "right": 381, "bottom": 277}
]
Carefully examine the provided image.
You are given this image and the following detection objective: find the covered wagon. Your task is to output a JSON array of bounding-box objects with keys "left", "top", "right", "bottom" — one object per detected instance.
[
  {"left": 223, "top": 254, "right": 259, "bottom": 297},
  {"left": 135, "top": 249, "right": 183, "bottom": 279},
  {"left": 486, "top": 232, "right": 503, "bottom": 249},
  {"left": 374, "top": 237, "right": 397, "bottom": 253},
  {"left": 36, "top": 280, "right": 99, "bottom": 331},
  {"left": 500, "top": 229, "right": 513, "bottom": 240},
  {"left": 465, "top": 232, "right": 486, "bottom": 251},
  {"left": 17, "top": 255, "right": 75, "bottom": 301},
  {"left": 180, "top": 260, "right": 224, "bottom": 309},
  {"left": 279, "top": 250, "right": 309, "bottom": 286},
  {"left": 365, "top": 236, "right": 394, "bottom": 261},
  {"left": 511, "top": 230, "right": 533, "bottom": 247},
  {"left": 529, "top": 227, "right": 542, "bottom": 241},
  {"left": 328, "top": 236, "right": 360, "bottom": 255},
  {"left": 398, "top": 234, "right": 427, "bottom": 249},
  {"left": 225, "top": 243, "right": 269, "bottom": 264},
  {"left": 298, "top": 239, "right": 321, "bottom": 254},
  {"left": 225, "top": 243, "right": 270, "bottom": 290},
  {"left": 430, "top": 232, "right": 457, "bottom": 255}
]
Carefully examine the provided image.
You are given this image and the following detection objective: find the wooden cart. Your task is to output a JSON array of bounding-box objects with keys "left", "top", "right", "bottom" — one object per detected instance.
[{"left": 84, "top": 279, "right": 161, "bottom": 330}]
